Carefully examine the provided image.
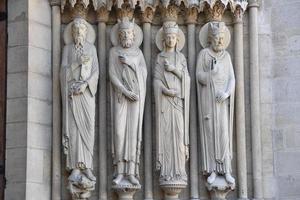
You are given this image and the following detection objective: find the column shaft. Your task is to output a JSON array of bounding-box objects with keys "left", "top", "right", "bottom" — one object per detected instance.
[
  {"left": 249, "top": 2, "right": 263, "bottom": 199},
  {"left": 143, "top": 22, "right": 153, "bottom": 200},
  {"left": 98, "top": 22, "right": 108, "bottom": 200},
  {"left": 187, "top": 23, "right": 199, "bottom": 200},
  {"left": 233, "top": 17, "right": 248, "bottom": 199},
  {"left": 51, "top": 5, "right": 62, "bottom": 200}
]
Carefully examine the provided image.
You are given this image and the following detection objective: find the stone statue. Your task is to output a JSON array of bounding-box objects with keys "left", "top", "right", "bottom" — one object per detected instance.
[
  {"left": 154, "top": 21, "right": 190, "bottom": 186},
  {"left": 60, "top": 18, "right": 99, "bottom": 199},
  {"left": 154, "top": 21, "right": 190, "bottom": 200},
  {"left": 196, "top": 21, "right": 235, "bottom": 186},
  {"left": 109, "top": 17, "right": 147, "bottom": 187}
]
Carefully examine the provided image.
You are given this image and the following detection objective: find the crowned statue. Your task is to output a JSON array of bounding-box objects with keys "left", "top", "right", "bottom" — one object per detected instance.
[
  {"left": 196, "top": 21, "right": 236, "bottom": 186},
  {"left": 109, "top": 17, "right": 147, "bottom": 187},
  {"left": 60, "top": 18, "right": 99, "bottom": 199},
  {"left": 154, "top": 21, "right": 190, "bottom": 188}
]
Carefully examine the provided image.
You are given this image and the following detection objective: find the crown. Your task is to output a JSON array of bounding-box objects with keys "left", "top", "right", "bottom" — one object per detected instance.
[
  {"left": 208, "top": 21, "right": 226, "bottom": 36},
  {"left": 118, "top": 17, "right": 135, "bottom": 30},
  {"left": 163, "top": 21, "right": 179, "bottom": 34}
]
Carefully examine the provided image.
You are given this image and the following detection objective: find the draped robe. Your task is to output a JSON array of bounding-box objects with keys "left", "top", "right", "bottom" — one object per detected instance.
[
  {"left": 154, "top": 51, "right": 190, "bottom": 184},
  {"left": 109, "top": 46, "right": 147, "bottom": 177},
  {"left": 60, "top": 42, "right": 99, "bottom": 170},
  {"left": 196, "top": 48, "right": 235, "bottom": 175}
]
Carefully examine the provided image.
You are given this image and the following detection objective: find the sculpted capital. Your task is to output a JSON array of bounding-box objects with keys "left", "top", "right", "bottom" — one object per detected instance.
[
  {"left": 186, "top": 7, "right": 198, "bottom": 24},
  {"left": 117, "top": 5, "right": 134, "bottom": 20},
  {"left": 97, "top": 7, "right": 109, "bottom": 22},
  {"left": 233, "top": 7, "right": 244, "bottom": 24},
  {"left": 161, "top": 5, "right": 178, "bottom": 22},
  {"left": 204, "top": 1, "right": 226, "bottom": 22},
  {"left": 141, "top": 7, "right": 155, "bottom": 23}
]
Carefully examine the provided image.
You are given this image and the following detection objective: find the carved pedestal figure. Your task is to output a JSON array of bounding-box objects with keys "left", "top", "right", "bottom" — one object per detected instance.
[
  {"left": 154, "top": 21, "right": 190, "bottom": 200},
  {"left": 109, "top": 17, "right": 147, "bottom": 199},
  {"left": 196, "top": 22, "right": 236, "bottom": 199},
  {"left": 60, "top": 18, "right": 99, "bottom": 199}
]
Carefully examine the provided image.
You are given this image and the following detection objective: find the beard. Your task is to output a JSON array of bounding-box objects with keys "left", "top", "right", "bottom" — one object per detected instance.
[
  {"left": 120, "top": 38, "right": 134, "bottom": 48},
  {"left": 212, "top": 44, "right": 224, "bottom": 52},
  {"left": 74, "top": 35, "right": 85, "bottom": 49}
]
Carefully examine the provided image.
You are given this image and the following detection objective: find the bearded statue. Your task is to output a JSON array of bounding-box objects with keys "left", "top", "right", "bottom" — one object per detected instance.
[{"left": 109, "top": 17, "right": 147, "bottom": 187}]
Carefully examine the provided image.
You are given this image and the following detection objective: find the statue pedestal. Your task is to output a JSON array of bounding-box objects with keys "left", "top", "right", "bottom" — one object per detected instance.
[
  {"left": 112, "top": 179, "right": 141, "bottom": 200},
  {"left": 206, "top": 176, "right": 235, "bottom": 200},
  {"left": 67, "top": 171, "right": 96, "bottom": 200},
  {"left": 160, "top": 183, "right": 187, "bottom": 200}
]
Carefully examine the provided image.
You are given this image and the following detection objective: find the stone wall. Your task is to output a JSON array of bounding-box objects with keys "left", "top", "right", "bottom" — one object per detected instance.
[
  {"left": 5, "top": 0, "right": 52, "bottom": 199},
  {"left": 258, "top": 0, "right": 300, "bottom": 199},
  {"left": 4, "top": 0, "right": 300, "bottom": 199}
]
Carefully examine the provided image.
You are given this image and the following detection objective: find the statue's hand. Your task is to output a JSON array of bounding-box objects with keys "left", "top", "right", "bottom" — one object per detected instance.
[
  {"left": 164, "top": 60, "right": 175, "bottom": 72},
  {"left": 123, "top": 89, "right": 139, "bottom": 101},
  {"left": 73, "top": 81, "right": 88, "bottom": 95},
  {"left": 216, "top": 91, "right": 229, "bottom": 103},
  {"left": 119, "top": 55, "right": 131, "bottom": 65},
  {"left": 164, "top": 88, "right": 178, "bottom": 97}
]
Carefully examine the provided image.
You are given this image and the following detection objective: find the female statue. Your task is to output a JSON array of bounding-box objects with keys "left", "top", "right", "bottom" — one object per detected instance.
[{"left": 154, "top": 21, "right": 190, "bottom": 185}]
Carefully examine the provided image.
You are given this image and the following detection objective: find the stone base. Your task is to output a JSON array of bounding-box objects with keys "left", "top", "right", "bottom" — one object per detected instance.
[
  {"left": 206, "top": 176, "right": 235, "bottom": 200},
  {"left": 67, "top": 171, "right": 96, "bottom": 200},
  {"left": 160, "top": 183, "right": 187, "bottom": 200},
  {"left": 112, "top": 180, "right": 141, "bottom": 200}
]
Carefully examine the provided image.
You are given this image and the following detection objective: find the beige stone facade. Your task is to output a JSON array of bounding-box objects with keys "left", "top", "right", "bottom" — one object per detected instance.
[{"left": 4, "top": 0, "right": 300, "bottom": 199}]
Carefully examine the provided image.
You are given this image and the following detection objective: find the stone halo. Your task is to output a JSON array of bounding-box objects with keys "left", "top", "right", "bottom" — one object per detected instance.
[
  {"left": 199, "top": 22, "right": 231, "bottom": 49},
  {"left": 155, "top": 26, "right": 185, "bottom": 51},
  {"left": 110, "top": 22, "right": 143, "bottom": 47},
  {"left": 63, "top": 19, "right": 96, "bottom": 45}
]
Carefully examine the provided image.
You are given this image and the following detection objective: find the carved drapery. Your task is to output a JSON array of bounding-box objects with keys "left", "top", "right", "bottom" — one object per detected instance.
[{"left": 50, "top": 0, "right": 252, "bottom": 199}]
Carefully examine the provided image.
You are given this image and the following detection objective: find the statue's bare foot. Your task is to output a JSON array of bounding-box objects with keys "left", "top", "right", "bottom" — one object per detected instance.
[
  {"left": 83, "top": 168, "right": 96, "bottom": 181},
  {"left": 69, "top": 169, "right": 81, "bottom": 182},
  {"left": 113, "top": 174, "right": 124, "bottom": 185},
  {"left": 128, "top": 175, "right": 140, "bottom": 185},
  {"left": 207, "top": 172, "right": 217, "bottom": 184},
  {"left": 225, "top": 173, "right": 235, "bottom": 184}
]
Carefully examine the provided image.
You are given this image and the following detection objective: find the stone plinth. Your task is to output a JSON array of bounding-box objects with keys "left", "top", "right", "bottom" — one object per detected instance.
[
  {"left": 206, "top": 176, "right": 235, "bottom": 200},
  {"left": 67, "top": 171, "right": 96, "bottom": 200},
  {"left": 160, "top": 183, "right": 187, "bottom": 200},
  {"left": 112, "top": 179, "right": 141, "bottom": 200}
]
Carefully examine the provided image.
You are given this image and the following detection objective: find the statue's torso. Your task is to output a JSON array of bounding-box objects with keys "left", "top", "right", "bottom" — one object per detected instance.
[
  {"left": 160, "top": 52, "right": 184, "bottom": 98},
  {"left": 203, "top": 49, "right": 231, "bottom": 93}
]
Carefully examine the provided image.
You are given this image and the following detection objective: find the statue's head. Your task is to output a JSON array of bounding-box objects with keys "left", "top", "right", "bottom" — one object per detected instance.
[
  {"left": 163, "top": 21, "right": 179, "bottom": 50},
  {"left": 72, "top": 18, "right": 88, "bottom": 46},
  {"left": 118, "top": 17, "right": 135, "bottom": 48},
  {"left": 208, "top": 22, "right": 226, "bottom": 52}
]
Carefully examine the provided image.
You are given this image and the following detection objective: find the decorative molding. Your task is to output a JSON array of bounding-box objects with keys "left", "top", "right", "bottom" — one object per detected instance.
[
  {"left": 58, "top": 0, "right": 250, "bottom": 19},
  {"left": 185, "top": 7, "right": 198, "bottom": 24},
  {"left": 204, "top": 0, "right": 226, "bottom": 22},
  {"left": 116, "top": 4, "right": 134, "bottom": 20},
  {"left": 70, "top": 2, "right": 89, "bottom": 19},
  {"left": 97, "top": 6, "right": 109, "bottom": 22},
  {"left": 141, "top": 7, "right": 155, "bottom": 23},
  {"left": 161, "top": 4, "right": 179, "bottom": 22},
  {"left": 233, "top": 6, "right": 244, "bottom": 24},
  {"left": 230, "top": 0, "right": 248, "bottom": 13}
]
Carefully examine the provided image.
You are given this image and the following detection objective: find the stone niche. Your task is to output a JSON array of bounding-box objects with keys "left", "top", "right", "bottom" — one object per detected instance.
[{"left": 50, "top": 0, "right": 254, "bottom": 200}]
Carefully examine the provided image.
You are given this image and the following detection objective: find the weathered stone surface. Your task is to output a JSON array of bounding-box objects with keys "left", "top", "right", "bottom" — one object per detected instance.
[{"left": 4, "top": 0, "right": 300, "bottom": 200}]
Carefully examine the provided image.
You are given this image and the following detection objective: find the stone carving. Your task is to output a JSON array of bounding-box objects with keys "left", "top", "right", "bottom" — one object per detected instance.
[
  {"left": 109, "top": 17, "right": 147, "bottom": 194},
  {"left": 154, "top": 21, "right": 190, "bottom": 199},
  {"left": 196, "top": 21, "right": 235, "bottom": 191},
  {"left": 61, "top": 18, "right": 99, "bottom": 199},
  {"left": 204, "top": 1, "right": 226, "bottom": 22},
  {"left": 185, "top": 7, "right": 198, "bottom": 24},
  {"left": 161, "top": 5, "right": 179, "bottom": 22}
]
